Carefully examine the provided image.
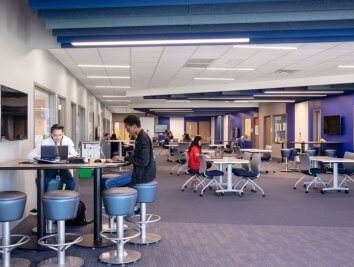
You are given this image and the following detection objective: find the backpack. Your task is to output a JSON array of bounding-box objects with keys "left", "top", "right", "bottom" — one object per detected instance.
[{"left": 65, "top": 200, "right": 93, "bottom": 226}]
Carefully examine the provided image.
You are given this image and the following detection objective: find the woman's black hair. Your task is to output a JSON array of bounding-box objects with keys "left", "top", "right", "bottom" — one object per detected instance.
[{"left": 188, "top": 135, "right": 202, "bottom": 153}]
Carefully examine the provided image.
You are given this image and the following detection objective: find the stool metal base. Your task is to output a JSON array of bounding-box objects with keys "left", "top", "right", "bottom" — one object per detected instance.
[
  {"left": 32, "top": 225, "right": 57, "bottom": 234},
  {"left": 99, "top": 249, "right": 141, "bottom": 265},
  {"left": 129, "top": 232, "right": 161, "bottom": 245},
  {"left": 77, "top": 233, "right": 114, "bottom": 248},
  {"left": 37, "top": 256, "right": 84, "bottom": 267},
  {"left": 0, "top": 258, "right": 30, "bottom": 267}
]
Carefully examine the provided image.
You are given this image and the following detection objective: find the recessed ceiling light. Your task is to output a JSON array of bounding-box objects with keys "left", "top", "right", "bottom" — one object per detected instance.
[
  {"left": 233, "top": 45, "right": 297, "bottom": 50},
  {"left": 254, "top": 94, "right": 327, "bottom": 97},
  {"left": 95, "top": 85, "right": 131, "bottom": 88},
  {"left": 194, "top": 77, "right": 235, "bottom": 81},
  {"left": 264, "top": 90, "right": 343, "bottom": 94},
  {"left": 338, "top": 65, "right": 354, "bottom": 68},
  {"left": 189, "top": 67, "right": 254, "bottom": 71},
  {"left": 105, "top": 100, "right": 131, "bottom": 102},
  {"left": 79, "top": 65, "right": 130, "bottom": 68},
  {"left": 88, "top": 76, "right": 130, "bottom": 79},
  {"left": 72, "top": 38, "right": 249, "bottom": 47},
  {"left": 234, "top": 100, "right": 295, "bottom": 103}
]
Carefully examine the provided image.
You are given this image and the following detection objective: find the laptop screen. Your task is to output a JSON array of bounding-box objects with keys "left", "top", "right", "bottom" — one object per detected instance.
[{"left": 41, "top": 145, "right": 69, "bottom": 160}]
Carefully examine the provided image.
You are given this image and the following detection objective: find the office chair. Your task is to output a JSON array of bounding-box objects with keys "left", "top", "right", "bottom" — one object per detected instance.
[
  {"left": 293, "top": 153, "right": 327, "bottom": 193},
  {"left": 261, "top": 145, "right": 276, "bottom": 173},
  {"left": 196, "top": 155, "right": 224, "bottom": 197},
  {"left": 233, "top": 153, "right": 265, "bottom": 197},
  {"left": 232, "top": 152, "right": 255, "bottom": 191},
  {"left": 224, "top": 141, "right": 234, "bottom": 154},
  {"left": 335, "top": 152, "right": 354, "bottom": 187}
]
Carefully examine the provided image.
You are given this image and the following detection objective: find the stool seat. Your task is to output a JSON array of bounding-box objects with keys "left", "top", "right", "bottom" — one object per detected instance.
[
  {"left": 281, "top": 149, "right": 292, "bottom": 158},
  {"left": 133, "top": 181, "right": 158, "bottom": 203},
  {"left": 325, "top": 149, "right": 336, "bottom": 157},
  {"left": 43, "top": 190, "right": 80, "bottom": 221},
  {"left": 103, "top": 187, "right": 137, "bottom": 216},
  {"left": 0, "top": 191, "right": 26, "bottom": 222},
  {"left": 306, "top": 150, "right": 317, "bottom": 156}
]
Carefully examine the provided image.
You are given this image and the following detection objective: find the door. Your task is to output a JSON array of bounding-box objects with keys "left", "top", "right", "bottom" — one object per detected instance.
[
  {"left": 186, "top": 122, "right": 198, "bottom": 138},
  {"left": 254, "top": 117, "right": 259, "bottom": 148},
  {"left": 313, "top": 110, "right": 321, "bottom": 141},
  {"left": 199, "top": 121, "right": 211, "bottom": 142},
  {"left": 264, "top": 116, "right": 271, "bottom": 146}
]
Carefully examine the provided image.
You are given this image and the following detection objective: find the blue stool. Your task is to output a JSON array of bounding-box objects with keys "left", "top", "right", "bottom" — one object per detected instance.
[
  {"left": 130, "top": 181, "right": 161, "bottom": 245},
  {"left": 306, "top": 150, "right": 317, "bottom": 156},
  {"left": 281, "top": 149, "right": 292, "bottom": 172},
  {"left": 325, "top": 149, "right": 336, "bottom": 158},
  {"left": 38, "top": 190, "right": 83, "bottom": 267},
  {"left": 100, "top": 187, "right": 141, "bottom": 265},
  {"left": 0, "top": 191, "right": 30, "bottom": 267}
]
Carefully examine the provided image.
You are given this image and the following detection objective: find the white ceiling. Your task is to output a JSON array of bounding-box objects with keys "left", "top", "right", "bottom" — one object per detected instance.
[{"left": 49, "top": 42, "right": 354, "bottom": 113}]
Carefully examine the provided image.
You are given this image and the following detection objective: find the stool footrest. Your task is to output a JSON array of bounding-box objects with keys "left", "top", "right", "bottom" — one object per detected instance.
[
  {"left": 38, "top": 233, "right": 83, "bottom": 252},
  {"left": 100, "top": 228, "right": 140, "bottom": 245},
  {"left": 0, "top": 234, "right": 30, "bottom": 252},
  {"left": 127, "top": 213, "right": 161, "bottom": 224}
]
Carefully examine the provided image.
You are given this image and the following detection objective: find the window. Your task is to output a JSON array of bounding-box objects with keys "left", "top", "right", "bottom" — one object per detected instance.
[
  {"left": 273, "top": 114, "right": 287, "bottom": 143},
  {"left": 34, "top": 87, "right": 54, "bottom": 145},
  {"left": 58, "top": 97, "right": 66, "bottom": 127}
]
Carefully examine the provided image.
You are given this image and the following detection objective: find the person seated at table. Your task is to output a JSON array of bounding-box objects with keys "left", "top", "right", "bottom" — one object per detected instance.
[
  {"left": 102, "top": 115, "right": 156, "bottom": 191},
  {"left": 188, "top": 136, "right": 212, "bottom": 173},
  {"left": 27, "top": 124, "right": 77, "bottom": 191},
  {"left": 182, "top": 133, "right": 191, "bottom": 142}
]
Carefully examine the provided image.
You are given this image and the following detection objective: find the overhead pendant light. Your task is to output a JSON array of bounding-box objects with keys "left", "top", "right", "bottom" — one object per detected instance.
[{"left": 72, "top": 38, "right": 249, "bottom": 47}]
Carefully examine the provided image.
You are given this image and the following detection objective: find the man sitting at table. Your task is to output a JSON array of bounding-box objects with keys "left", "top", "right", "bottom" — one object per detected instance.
[
  {"left": 27, "top": 124, "right": 77, "bottom": 191},
  {"left": 103, "top": 115, "right": 156, "bottom": 190}
]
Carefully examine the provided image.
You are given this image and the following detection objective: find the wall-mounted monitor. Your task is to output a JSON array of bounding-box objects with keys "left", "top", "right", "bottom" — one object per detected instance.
[
  {"left": 154, "top": 124, "right": 168, "bottom": 133},
  {"left": 1, "top": 85, "right": 28, "bottom": 141},
  {"left": 323, "top": 115, "right": 341, "bottom": 135}
]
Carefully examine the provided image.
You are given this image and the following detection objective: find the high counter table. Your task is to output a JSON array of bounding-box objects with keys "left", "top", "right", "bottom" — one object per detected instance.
[{"left": 0, "top": 160, "right": 128, "bottom": 249}]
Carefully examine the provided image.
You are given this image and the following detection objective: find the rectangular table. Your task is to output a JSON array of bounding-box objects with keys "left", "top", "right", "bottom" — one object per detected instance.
[
  {"left": 0, "top": 160, "right": 127, "bottom": 249},
  {"left": 240, "top": 149, "right": 272, "bottom": 153},
  {"left": 210, "top": 157, "right": 249, "bottom": 194},
  {"left": 310, "top": 156, "right": 354, "bottom": 193}
]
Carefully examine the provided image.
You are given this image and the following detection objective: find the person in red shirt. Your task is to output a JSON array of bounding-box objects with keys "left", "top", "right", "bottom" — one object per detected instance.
[{"left": 188, "top": 136, "right": 203, "bottom": 171}]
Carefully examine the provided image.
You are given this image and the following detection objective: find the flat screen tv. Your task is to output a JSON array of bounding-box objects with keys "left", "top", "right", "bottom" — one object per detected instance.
[
  {"left": 323, "top": 115, "right": 341, "bottom": 135},
  {"left": 1, "top": 85, "right": 28, "bottom": 141},
  {"left": 154, "top": 124, "right": 168, "bottom": 133}
]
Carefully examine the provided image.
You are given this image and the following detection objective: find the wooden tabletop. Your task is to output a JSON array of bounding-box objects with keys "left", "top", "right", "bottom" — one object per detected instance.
[{"left": 0, "top": 160, "right": 128, "bottom": 170}]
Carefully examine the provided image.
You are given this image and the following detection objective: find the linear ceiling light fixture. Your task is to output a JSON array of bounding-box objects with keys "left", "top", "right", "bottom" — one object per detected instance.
[
  {"left": 234, "top": 100, "right": 295, "bottom": 103},
  {"left": 102, "top": 95, "right": 127, "bottom": 98},
  {"left": 338, "top": 65, "right": 354, "bottom": 68},
  {"left": 88, "top": 76, "right": 130, "bottom": 79},
  {"left": 150, "top": 109, "right": 193, "bottom": 111},
  {"left": 95, "top": 85, "right": 131, "bottom": 88},
  {"left": 166, "top": 100, "right": 191, "bottom": 103},
  {"left": 72, "top": 38, "right": 249, "bottom": 47},
  {"left": 190, "top": 67, "right": 254, "bottom": 71},
  {"left": 264, "top": 90, "right": 343, "bottom": 94},
  {"left": 194, "top": 77, "right": 235, "bottom": 81},
  {"left": 79, "top": 64, "right": 130, "bottom": 68},
  {"left": 108, "top": 106, "right": 127, "bottom": 108},
  {"left": 233, "top": 45, "right": 297, "bottom": 50},
  {"left": 105, "top": 99, "right": 131, "bottom": 102},
  {"left": 254, "top": 94, "right": 327, "bottom": 97}
]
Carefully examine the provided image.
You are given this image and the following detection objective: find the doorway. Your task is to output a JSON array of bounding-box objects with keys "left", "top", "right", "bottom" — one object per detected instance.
[
  {"left": 186, "top": 122, "right": 198, "bottom": 138},
  {"left": 254, "top": 117, "right": 259, "bottom": 148},
  {"left": 264, "top": 116, "right": 271, "bottom": 146},
  {"left": 199, "top": 121, "right": 211, "bottom": 142}
]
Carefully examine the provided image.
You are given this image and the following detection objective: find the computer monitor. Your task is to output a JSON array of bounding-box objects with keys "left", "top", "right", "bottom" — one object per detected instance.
[{"left": 41, "top": 145, "right": 68, "bottom": 160}]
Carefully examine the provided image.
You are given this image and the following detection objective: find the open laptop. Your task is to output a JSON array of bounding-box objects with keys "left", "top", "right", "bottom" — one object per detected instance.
[{"left": 35, "top": 145, "right": 69, "bottom": 163}]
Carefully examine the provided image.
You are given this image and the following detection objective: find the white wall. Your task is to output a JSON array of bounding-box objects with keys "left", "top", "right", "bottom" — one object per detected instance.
[
  {"left": 140, "top": 117, "right": 155, "bottom": 139},
  {"left": 295, "top": 101, "right": 309, "bottom": 150},
  {"left": 223, "top": 115, "right": 229, "bottom": 142},
  {"left": 0, "top": 0, "right": 111, "bottom": 223},
  {"left": 170, "top": 117, "right": 184, "bottom": 141}
]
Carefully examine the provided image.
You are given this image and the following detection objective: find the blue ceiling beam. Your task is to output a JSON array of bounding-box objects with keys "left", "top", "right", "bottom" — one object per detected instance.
[
  {"left": 56, "top": 29, "right": 354, "bottom": 44},
  {"left": 37, "top": 1, "right": 354, "bottom": 19},
  {"left": 51, "top": 20, "right": 354, "bottom": 37},
  {"left": 29, "top": 0, "right": 302, "bottom": 10},
  {"left": 44, "top": 10, "right": 354, "bottom": 29}
]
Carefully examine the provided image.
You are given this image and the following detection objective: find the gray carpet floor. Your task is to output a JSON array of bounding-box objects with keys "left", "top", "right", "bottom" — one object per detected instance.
[{"left": 13, "top": 153, "right": 354, "bottom": 266}]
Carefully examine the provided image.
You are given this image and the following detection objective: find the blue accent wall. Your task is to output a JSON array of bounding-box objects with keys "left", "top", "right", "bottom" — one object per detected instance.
[
  {"left": 307, "top": 93, "right": 354, "bottom": 157},
  {"left": 230, "top": 111, "right": 258, "bottom": 148},
  {"left": 286, "top": 103, "right": 295, "bottom": 148},
  {"left": 158, "top": 116, "right": 170, "bottom": 130},
  {"left": 215, "top": 115, "right": 223, "bottom": 143}
]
